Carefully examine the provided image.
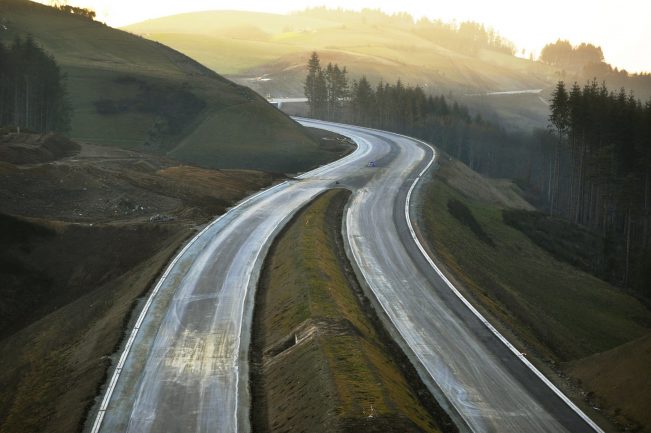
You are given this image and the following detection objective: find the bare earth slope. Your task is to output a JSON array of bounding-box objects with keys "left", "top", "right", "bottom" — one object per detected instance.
[
  {"left": 0, "top": 132, "right": 278, "bottom": 433},
  {"left": 568, "top": 333, "right": 651, "bottom": 432}
]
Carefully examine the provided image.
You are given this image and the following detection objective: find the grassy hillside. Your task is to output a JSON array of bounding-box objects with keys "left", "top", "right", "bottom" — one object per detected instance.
[
  {"left": 0, "top": 220, "right": 187, "bottom": 433},
  {"left": 123, "top": 10, "right": 557, "bottom": 129},
  {"left": 251, "top": 189, "right": 455, "bottom": 433},
  {"left": 417, "top": 156, "right": 651, "bottom": 431},
  {"left": 123, "top": 10, "right": 553, "bottom": 92},
  {"left": 0, "top": 1, "right": 340, "bottom": 173}
]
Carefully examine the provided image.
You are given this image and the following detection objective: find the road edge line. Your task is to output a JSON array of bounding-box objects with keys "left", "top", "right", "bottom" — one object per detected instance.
[
  {"left": 88, "top": 180, "right": 291, "bottom": 433},
  {"left": 403, "top": 137, "right": 605, "bottom": 433},
  {"left": 293, "top": 117, "right": 606, "bottom": 432},
  {"left": 90, "top": 121, "right": 367, "bottom": 433}
]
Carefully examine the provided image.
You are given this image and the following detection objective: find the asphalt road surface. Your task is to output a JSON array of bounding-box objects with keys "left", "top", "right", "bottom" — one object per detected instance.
[{"left": 91, "top": 119, "right": 602, "bottom": 433}]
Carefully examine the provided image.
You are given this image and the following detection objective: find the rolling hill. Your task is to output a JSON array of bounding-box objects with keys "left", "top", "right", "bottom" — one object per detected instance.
[
  {"left": 122, "top": 9, "right": 559, "bottom": 129},
  {"left": 0, "top": 1, "right": 340, "bottom": 173},
  {"left": 123, "top": 9, "right": 554, "bottom": 92},
  {"left": 123, "top": 9, "right": 651, "bottom": 131}
]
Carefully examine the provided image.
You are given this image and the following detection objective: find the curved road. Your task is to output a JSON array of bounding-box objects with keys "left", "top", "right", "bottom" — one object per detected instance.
[{"left": 91, "top": 119, "right": 602, "bottom": 433}]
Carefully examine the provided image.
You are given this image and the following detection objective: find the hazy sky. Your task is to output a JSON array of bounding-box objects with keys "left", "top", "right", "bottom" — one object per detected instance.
[{"left": 38, "top": 0, "right": 651, "bottom": 73}]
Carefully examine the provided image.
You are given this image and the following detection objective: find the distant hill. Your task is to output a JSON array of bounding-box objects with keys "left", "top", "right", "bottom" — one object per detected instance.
[
  {"left": 538, "top": 39, "right": 651, "bottom": 101},
  {"left": 123, "top": 9, "right": 651, "bottom": 131},
  {"left": 123, "top": 9, "right": 559, "bottom": 129},
  {"left": 123, "top": 9, "right": 555, "bottom": 92},
  {"left": 0, "top": 1, "right": 338, "bottom": 173}
]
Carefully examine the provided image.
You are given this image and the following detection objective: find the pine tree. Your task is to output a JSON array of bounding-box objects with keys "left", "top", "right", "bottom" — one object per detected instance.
[
  {"left": 0, "top": 36, "right": 69, "bottom": 132},
  {"left": 324, "top": 62, "right": 334, "bottom": 120},
  {"left": 323, "top": 63, "right": 349, "bottom": 121},
  {"left": 549, "top": 80, "right": 570, "bottom": 215},
  {"left": 304, "top": 52, "right": 327, "bottom": 119},
  {"left": 351, "top": 76, "right": 373, "bottom": 125}
]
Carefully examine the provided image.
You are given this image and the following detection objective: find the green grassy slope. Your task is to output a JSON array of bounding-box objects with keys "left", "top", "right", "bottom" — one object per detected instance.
[
  {"left": 251, "top": 189, "right": 454, "bottom": 433},
  {"left": 0, "top": 1, "right": 336, "bottom": 172},
  {"left": 417, "top": 156, "right": 651, "bottom": 431},
  {"left": 421, "top": 158, "right": 650, "bottom": 361}
]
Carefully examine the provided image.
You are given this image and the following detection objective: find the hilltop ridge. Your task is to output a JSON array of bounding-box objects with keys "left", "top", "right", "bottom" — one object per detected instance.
[
  {"left": 0, "top": 0, "right": 342, "bottom": 173},
  {"left": 123, "top": 8, "right": 651, "bottom": 130}
]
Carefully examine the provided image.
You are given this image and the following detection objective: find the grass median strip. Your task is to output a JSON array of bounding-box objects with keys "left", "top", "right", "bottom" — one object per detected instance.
[{"left": 250, "top": 188, "right": 456, "bottom": 433}]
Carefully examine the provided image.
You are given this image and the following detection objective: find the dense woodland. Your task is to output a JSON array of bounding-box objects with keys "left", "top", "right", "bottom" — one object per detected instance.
[
  {"left": 305, "top": 52, "right": 651, "bottom": 298},
  {"left": 304, "top": 52, "right": 521, "bottom": 174},
  {"left": 304, "top": 52, "right": 349, "bottom": 121},
  {"left": 0, "top": 36, "right": 70, "bottom": 133},
  {"left": 544, "top": 80, "right": 651, "bottom": 294}
]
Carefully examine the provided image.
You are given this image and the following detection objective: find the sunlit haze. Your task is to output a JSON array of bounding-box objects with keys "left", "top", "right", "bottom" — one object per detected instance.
[{"left": 35, "top": 0, "right": 651, "bottom": 73}]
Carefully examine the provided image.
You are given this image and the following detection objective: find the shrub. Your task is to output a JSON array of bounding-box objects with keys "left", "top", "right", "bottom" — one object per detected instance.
[{"left": 447, "top": 198, "right": 495, "bottom": 247}]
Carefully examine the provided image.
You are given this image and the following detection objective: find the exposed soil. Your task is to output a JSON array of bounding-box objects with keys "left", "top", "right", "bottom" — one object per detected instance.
[
  {"left": 0, "top": 133, "right": 282, "bottom": 223},
  {"left": 0, "top": 132, "right": 280, "bottom": 433},
  {"left": 305, "top": 126, "right": 356, "bottom": 156},
  {"left": 250, "top": 189, "right": 457, "bottom": 433},
  {"left": 0, "top": 132, "right": 80, "bottom": 164},
  {"left": 567, "top": 333, "right": 651, "bottom": 433}
]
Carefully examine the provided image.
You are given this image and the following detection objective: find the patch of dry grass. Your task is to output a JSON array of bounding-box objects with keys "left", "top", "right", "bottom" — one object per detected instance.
[
  {"left": 250, "top": 189, "right": 453, "bottom": 433},
  {"left": 568, "top": 333, "right": 651, "bottom": 432}
]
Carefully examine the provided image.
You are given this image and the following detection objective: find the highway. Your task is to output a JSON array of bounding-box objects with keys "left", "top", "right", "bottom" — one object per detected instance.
[{"left": 90, "top": 119, "right": 602, "bottom": 433}]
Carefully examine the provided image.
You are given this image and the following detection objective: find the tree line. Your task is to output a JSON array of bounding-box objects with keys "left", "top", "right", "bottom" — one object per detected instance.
[
  {"left": 304, "top": 52, "right": 349, "bottom": 121},
  {"left": 413, "top": 19, "right": 515, "bottom": 56},
  {"left": 0, "top": 36, "right": 70, "bottom": 133},
  {"left": 48, "top": 0, "right": 96, "bottom": 20},
  {"left": 304, "top": 52, "right": 520, "bottom": 178},
  {"left": 546, "top": 80, "right": 651, "bottom": 293},
  {"left": 53, "top": 4, "right": 96, "bottom": 20},
  {"left": 348, "top": 76, "right": 527, "bottom": 178},
  {"left": 296, "top": 8, "right": 515, "bottom": 56},
  {"left": 540, "top": 40, "right": 604, "bottom": 71},
  {"left": 540, "top": 39, "right": 651, "bottom": 101},
  {"left": 304, "top": 52, "right": 651, "bottom": 297}
]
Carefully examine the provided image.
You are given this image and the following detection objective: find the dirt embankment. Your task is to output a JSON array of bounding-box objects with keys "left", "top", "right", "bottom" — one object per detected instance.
[
  {"left": 0, "top": 132, "right": 80, "bottom": 164},
  {"left": 0, "top": 132, "right": 282, "bottom": 223},
  {"left": 568, "top": 333, "right": 651, "bottom": 432},
  {"left": 0, "top": 132, "right": 279, "bottom": 433},
  {"left": 250, "top": 189, "right": 457, "bottom": 433}
]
